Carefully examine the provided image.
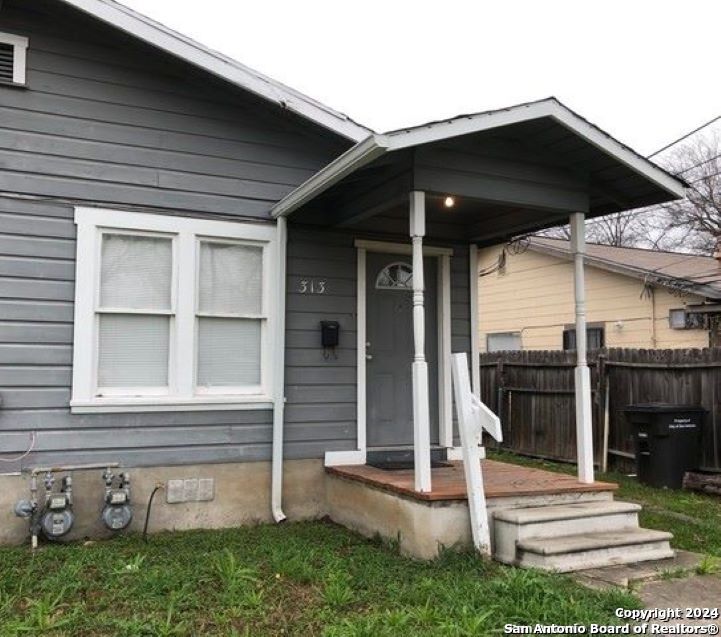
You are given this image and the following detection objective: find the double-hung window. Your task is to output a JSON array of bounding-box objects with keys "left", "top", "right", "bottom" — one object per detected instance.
[{"left": 71, "top": 208, "right": 276, "bottom": 412}]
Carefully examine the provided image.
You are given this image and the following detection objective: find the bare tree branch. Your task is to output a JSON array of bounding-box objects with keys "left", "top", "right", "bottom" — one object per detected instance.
[{"left": 538, "top": 132, "right": 721, "bottom": 254}]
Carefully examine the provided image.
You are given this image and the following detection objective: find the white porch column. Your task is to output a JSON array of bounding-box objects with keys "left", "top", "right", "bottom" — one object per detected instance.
[
  {"left": 570, "top": 212, "right": 595, "bottom": 484},
  {"left": 410, "top": 191, "right": 432, "bottom": 492}
]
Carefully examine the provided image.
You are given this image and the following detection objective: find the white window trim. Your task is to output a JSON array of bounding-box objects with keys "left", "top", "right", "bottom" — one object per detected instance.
[
  {"left": 71, "top": 207, "right": 277, "bottom": 413},
  {"left": 0, "top": 31, "right": 28, "bottom": 86}
]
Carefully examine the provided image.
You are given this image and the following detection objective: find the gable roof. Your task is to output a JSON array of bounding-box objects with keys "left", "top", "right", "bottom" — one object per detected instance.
[
  {"left": 59, "top": 0, "right": 371, "bottom": 142},
  {"left": 529, "top": 237, "right": 721, "bottom": 300},
  {"left": 271, "top": 98, "right": 688, "bottom": 218}
]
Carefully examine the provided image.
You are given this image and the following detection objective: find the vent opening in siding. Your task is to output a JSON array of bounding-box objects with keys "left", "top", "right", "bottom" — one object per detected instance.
[
  {"left": 0, "top": 32, "right": 28, "bottom": 86},
  {"left": 0, "top": 43, "right": 14, "bottom": 84}
]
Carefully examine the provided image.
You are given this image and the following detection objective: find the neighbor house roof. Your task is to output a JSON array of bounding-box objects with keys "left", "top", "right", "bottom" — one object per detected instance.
[
  {"left": 529, "top": 237, "right": 721, "bottom": 300},
  {"left": 59, "top": 0, "right": 371, "bottom": 142},
  {"left": 271, "top": 98, "right": 688, "bottom": 218}
]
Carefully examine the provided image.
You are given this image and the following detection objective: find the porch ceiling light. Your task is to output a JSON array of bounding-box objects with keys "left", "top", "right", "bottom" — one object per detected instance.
[{"left": 443, "top": 196, "right": 455, "bottom": 209}]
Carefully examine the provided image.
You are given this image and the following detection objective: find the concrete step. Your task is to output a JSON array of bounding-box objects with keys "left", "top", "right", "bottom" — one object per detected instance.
[
  {"left": 517, "top": 529, "right": 675, "bottom": 573},
  {"left": 493, "top": 501, "right": 642, "bottom": 564}
]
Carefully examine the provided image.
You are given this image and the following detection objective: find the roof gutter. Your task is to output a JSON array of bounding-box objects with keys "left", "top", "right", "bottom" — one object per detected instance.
[{"left": 271, "top": 134, "right": 389, "bottom": 218}]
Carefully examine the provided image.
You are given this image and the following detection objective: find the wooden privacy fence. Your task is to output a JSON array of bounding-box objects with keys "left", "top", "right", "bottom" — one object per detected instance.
[{"left": 478, "top": 348, "right": 721, "bottom": 473}]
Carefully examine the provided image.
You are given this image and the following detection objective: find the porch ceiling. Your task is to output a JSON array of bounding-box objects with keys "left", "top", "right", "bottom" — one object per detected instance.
[{"left": 272, "top": 98, "right": 688, "bottom": 245}]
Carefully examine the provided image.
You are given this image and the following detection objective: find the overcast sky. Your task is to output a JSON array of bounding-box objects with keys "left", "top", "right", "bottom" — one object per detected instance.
[{"left": 121, "top": 0, "right": 720, "bottom": 156}]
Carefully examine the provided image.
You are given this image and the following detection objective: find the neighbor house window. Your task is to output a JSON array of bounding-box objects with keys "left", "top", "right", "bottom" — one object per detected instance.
[
  {"left": 0, "top": 31, "right": 28, "bottom": 86},
  {"left": 487, "top": 332, "right": 522, "bottom": 352},
  {"left": 669, "top": 309, "right": 687, "bottom": 329},
  {"left": 71, "top": 208, "right": 277, "bottom": 412},
  {"left": 669, "top": 308, "right": 705, "bottom": 330},
  {"left": 563, "top": 326, "right": 605, "bottom": 350}
]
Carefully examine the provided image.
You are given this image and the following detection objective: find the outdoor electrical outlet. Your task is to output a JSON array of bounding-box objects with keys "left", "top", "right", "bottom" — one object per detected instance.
[
  {"left": 166, "top": 478, "right": 215, "bottom": 504},
  {"left": 197, "top": 478, "right": 214, "bottom": 501},
  {"left": 183, "top": 479, "right": 199, "bottom": 502}
]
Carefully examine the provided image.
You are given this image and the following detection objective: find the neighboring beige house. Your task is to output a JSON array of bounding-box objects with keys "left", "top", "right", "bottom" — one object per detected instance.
[{"left": 478, "top": 237, "right": 721, "bottom": 352}]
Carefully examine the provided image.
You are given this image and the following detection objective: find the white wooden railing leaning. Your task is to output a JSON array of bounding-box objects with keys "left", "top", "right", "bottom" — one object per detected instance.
[{"left": 451, "top": 353, "right": 503, "bottom": 556}]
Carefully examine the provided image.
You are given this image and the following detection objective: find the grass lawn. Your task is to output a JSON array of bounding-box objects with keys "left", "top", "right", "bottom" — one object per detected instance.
[
  {"left": 0, "top": 519, "right": 639, "bottom": 636},
  {"left": 488, "top": 449, "right": 721, "bottom": 558}
]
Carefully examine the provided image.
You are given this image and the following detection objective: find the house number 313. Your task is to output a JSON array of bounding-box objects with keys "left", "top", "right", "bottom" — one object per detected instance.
[{"left": 298, "top": 279, "right": 327, "bottom": 294}]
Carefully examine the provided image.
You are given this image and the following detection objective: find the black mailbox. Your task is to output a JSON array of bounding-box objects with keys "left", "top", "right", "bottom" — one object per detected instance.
[{"left": 320, "top": 321, "right": 340, "bottom": 348}]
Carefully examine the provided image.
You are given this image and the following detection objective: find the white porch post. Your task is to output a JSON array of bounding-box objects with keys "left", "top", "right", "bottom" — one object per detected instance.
[
  {"left": 410, "top": 191, "right": 432, "bottom": 492},
  {"left": 570, "top": 212, "right": 595, "bottom": 484}
]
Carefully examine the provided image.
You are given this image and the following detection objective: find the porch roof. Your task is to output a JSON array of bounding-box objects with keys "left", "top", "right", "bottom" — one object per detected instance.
[{"left": 271, "top": 98, "right": 688, "bottom": 240}]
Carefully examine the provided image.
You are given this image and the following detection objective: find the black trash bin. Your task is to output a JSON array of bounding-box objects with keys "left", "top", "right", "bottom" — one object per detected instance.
[{"left": 624, "top": 403, "right": 705, "bottom": 489}]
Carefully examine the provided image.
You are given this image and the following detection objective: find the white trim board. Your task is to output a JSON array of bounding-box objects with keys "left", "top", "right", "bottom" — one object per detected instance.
[
  {"left": 272, "top": 98, "right": 687, "bottom": 219},
  {"left": 469, "top": 244, "right": 481, "bottom": 398},
  {"left": 58, "top": 0, "right": 369, "bottom": 141},
  {"left": 324, "top": 239, "right": 454, "bottom": 467},
  {"left": 354, "top": 239, "right": 453, "bottom": 257}
]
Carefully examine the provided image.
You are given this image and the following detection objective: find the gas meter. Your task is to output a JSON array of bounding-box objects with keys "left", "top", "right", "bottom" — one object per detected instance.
[
  {"left": 101, "top": 469, "right": 133, "bottom": 531},
  {"left": 39, "top": 473, "right": 75, "bottom": 540}
]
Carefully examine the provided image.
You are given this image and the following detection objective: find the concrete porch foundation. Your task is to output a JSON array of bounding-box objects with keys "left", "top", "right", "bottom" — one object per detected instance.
[{"left": 326, "top": 460, "right": 617, "bottom": 559}]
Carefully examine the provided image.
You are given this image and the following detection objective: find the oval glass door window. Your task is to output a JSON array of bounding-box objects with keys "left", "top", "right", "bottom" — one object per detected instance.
[{"left": 375, "top": 262, "right": 413, "bottom": 290}]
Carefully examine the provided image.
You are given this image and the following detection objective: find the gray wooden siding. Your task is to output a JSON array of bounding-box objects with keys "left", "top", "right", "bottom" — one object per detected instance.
[
  {"left": 0, "top": 0, "right": 347, "bottom": 219},
  {"left": 0, "top": 0, "right": 473, "bottom": 471},
  {"left": 414, "top": 143, "right": 590, "bottom": 214},
  {"left": 285, "top": 229, "right": 359, "bottom": 456},
  {"left": 284, "top": 227, "right": 471, "bottom": 458},
  {"left": 0, "top": 0, "right": 350, "bottom": 471},
  {"left": 0, "top": 202, "right": 471, "bottom": 469}
]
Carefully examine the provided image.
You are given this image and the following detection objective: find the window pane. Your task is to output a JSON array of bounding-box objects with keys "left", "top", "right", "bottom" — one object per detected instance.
[
  {"left": 197, "top": 317, "right": 261, "bottom": 387},
  {"left": 563, "top": 328, "right": 604, "bottom": 350},
  {"left": 98, "top": 314, "right": 169, "bottom": 387},
  {"left": 100, "top": 234, "right": 172, "bottom": 310},
  {"left": 199, "top": 242, "right": 262, "bottom": 315},
  {"left": 487, "top": 332, "right": 521, "bottom": 352}
]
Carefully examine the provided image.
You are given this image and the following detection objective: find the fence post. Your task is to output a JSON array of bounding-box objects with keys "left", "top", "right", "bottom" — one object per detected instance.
[{"left": 597, "top": 354, "right": 610, "bottom": 473}]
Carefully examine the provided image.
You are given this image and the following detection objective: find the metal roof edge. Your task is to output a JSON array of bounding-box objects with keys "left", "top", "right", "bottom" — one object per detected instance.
[
  {"left": 59, "top": 0, "right": 371, "bottom": 142},
  {"left": 526, "top": 240, "right": 721, "bottom": 300},
  {"left": 385, "top": 98, "right": 686, "bottom": 200}
]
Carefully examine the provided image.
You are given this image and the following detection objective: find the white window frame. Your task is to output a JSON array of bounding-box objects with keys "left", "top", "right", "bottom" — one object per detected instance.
[
  {"left": 71, "top": 207, "right": 277, "bottom": 413},
  {"left": 0, "top": 31, "right": 29, "bottom": 86}
]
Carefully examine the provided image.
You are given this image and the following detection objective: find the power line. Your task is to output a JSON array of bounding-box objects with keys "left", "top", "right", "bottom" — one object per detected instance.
[
  {"left": 524, "top": 118, "right": 721, "bottom": 243},
  {"left": 647, "top": 114, "right": 721, "bottom": 158},
  {"left": 687, "top": 169, "right": 721, "bottom": 185},
  {"left": 675, "top": 151, "right": 721, "bottom": 176}
]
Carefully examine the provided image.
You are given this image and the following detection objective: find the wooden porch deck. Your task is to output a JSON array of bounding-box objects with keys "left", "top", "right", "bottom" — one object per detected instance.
[{"left": 326, "top": 459, "right": 617, "bottom": 502}]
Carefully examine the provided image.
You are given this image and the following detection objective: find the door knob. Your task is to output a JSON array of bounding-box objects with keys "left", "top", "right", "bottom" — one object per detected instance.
[{"left": 366, "top": 354, "right": 373, "bottom": 360}]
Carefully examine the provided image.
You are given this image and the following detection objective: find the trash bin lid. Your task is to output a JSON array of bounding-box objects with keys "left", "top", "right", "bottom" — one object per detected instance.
[{"left": 624, "top": 402, "right": 707, "bottom": 414}]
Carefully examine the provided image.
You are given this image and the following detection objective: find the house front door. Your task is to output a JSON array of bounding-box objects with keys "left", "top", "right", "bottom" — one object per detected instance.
[{"left": 366, "top": 252, "right": 439, "bottom": 448}]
